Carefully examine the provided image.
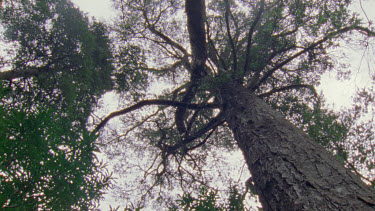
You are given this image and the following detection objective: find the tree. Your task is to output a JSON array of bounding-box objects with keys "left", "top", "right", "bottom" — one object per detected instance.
[
  {"left": 0, "top": 0, "right": 114, "bottom": 209},
  {"left": 95, "top": 0, "right": 375, "bottom": 209}
]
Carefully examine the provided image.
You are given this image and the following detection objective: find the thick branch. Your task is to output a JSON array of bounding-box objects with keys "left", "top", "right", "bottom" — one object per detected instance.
[
  {"left": 93, "top": 99, "right": 218, "bottom": 133},
  {"left": 175, "top": 0, "right": 208, "bottom": 134},
  {"left": 185, "top": 0, "right": 207, "bottom": 66},
  {"left": 257, "top": 84, "right": 318, "bottom": 98},
  {"left": 0, "top": 66, "right": 46, "bottom": 80}
]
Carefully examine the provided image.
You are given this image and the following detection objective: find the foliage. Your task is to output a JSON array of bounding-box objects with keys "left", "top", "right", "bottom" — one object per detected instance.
[
  {"left": 1, "top": 0, "right": 114, "bottom": 124},
  {"left": 0, "top": 82, "right": 111, "bottom": 209},
  {"left": 0, "top": 0, "right": 114, "bottom": 209},
  {"left": 169, "top": 185, "right": 245, "bottom": 211},
  {"left": 94, "top": 0, "right": 375, "bottom": 208}
]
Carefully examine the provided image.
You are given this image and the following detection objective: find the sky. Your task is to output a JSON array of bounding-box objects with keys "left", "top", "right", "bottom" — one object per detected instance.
[
  {"left": 71, "top": 0, "right": 375, "bottom": 111},
  {"left": 71, "top": 0, "right": 115, "bottom": 21},
  {"left": 71, "top": 0, "right": 375, "bottom": 209},
  {"left": 319, "top": 0, "right": 375, "bottom": 110}
]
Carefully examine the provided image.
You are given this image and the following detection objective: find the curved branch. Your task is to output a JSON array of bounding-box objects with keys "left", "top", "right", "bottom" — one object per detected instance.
[
  {"left": 93, "top": 99, "right": 218, "bottom": 133},
  {"left": 167, "top": 112, "right": 225, "bottom": 153},
  {"left": 186, "top": 128, "right": 215, "bottom": 151},
  {"left": 146, "top": 25, "right": 189, "bottom": 57},
  {"left": 257, "top": 84, "right": 318, "bottom": 98},
  {"left": 144, "top": 60, "right": 184, "bottom": 75},
  {"left": 250, "top": 25, "right": 375, "bottom": 91},
  {"left": 175, "top": 82, "right": 199, "bottom": 134}
]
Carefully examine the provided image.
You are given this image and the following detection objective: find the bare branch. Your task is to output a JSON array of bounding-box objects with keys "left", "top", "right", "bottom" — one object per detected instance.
[
  {"left": 206, "top": 20, "right": 228, "bottom": 72},
  {"left": 257, "top": 84, "right": 318, "bottom": 98},
  {"left": 186, "top": 128, "right": 215, "bottom": 151},
  {"left": 93, "top": 99, "right": 218, "bottom": 133},
  {"left": 224, "top": 0, "right": 238, "bottom": 73},
  {"left": 250, "top": 25, "right": 375, "bottom": 91},
  {"left": 243, "top": 0, "right": 265, "bottom": 75},
  {"left": 144, "top": 60, "right": 185, "bottom": 75},
  {"left": 167, "top": 112, "right": 225, "bottom": 153},
  {"left": 146, "top": 24, "right": 189, "bottom": 58}
]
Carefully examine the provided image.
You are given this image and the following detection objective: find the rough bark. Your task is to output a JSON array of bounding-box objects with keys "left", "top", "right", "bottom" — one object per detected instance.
[{"left": 220, "top": 82, "right": 375, "bottom": 210}]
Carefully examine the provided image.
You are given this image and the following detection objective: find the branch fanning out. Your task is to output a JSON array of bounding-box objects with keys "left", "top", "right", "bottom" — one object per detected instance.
[{"left": 93, "top": 99, "right": 218, "bottom": 133}]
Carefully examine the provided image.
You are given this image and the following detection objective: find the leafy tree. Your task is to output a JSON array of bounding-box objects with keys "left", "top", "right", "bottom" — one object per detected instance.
[
  {"left": 94, "top": 0, "right": 375, "bottom": 209},
  {"left": 0, "top": 0, "right": 114, "bottom": 209}
]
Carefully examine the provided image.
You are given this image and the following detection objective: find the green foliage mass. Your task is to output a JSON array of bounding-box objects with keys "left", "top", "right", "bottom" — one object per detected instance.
[
  {"left": 0, "top": 82, "right": 110, "bottom": 209},
  {"left": 0, "top": 0, "right": 114, "bottom": 209}
]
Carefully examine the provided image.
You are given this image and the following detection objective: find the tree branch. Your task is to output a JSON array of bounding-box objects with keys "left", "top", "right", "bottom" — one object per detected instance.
[
  {"left": 146, "top": 24, "right": 189, "bottom": 58},
  {"left": 142, "top": 7, "right": 189, "bottom": 58},
  {"left": 224, "top": 0, "right": 237, "bottom": 73},
  {"left": 186, "top": 128, "right": 215, "bottom": 151},
  {"left": 243, "top": 0, "right": 265, "bottom": 75},
  {"left": 93, "top": 99, "right": 218, "bottom": 133},
  {"left": 167, "top": 112, "right": 224, "bottom": 153},
  {"left": 175, "top": 82, "right": 199, "bottom": 134},
  {"left": 250, "top": 25, "right": 375, "bottom": 91},
  {"left": 206, "top": 20, "right": 228, "bottom": 72},
  {"left": 0, "top": 66, "right": 47, "bottom": 80},
  {"left": 174, "top": 0, "right": 209, "bottom": 134},
  {"left": 257, "top": 84, "right": 318, "bottom": 98},
  {"left": 185, "top": 0, "right": 207, "bottom": 66},
  {"left": 144, "top": 60, "right": 185, "bottom": 75}
]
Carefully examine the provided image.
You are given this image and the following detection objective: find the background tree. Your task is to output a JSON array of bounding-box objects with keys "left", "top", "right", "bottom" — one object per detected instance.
[
  {"left": 94, "top": 0, "right": 375, "bottom": 209},
  {"left": 0, "top": 0, "right": 114, "bottom": 209}
]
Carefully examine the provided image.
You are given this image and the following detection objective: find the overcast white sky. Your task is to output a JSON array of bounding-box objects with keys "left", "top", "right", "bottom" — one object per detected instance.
[
  {"left": 71, "top": 0, "right": 115, "bottom": 20},
  {"left": 71, "top": 0, "right": 375, "bottom": 209}
]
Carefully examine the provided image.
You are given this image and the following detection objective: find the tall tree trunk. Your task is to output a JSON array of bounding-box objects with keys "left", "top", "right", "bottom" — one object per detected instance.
[{"left": 220, "top": 82, "right": 375, "bottom": 210}]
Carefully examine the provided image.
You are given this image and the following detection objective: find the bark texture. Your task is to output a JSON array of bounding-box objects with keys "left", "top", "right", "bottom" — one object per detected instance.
[{"left": 220, "top": 82, "right": 375, "bottom": 210}]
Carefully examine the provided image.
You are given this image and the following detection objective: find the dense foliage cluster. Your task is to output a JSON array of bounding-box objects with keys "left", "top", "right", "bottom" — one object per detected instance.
[{"left": 0, "top": 0, "right": 113, "bottom": 209}]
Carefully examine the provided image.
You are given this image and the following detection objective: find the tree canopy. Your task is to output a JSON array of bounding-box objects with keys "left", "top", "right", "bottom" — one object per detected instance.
[
  {"left": 1, "top": 0, "right": 375, "bottom": 209},
  {"left": 0, "top": 0, "right": 114, "bottom": 209},
  {"left": 96, "top": 0, "right": 375, "bottom": 209}
]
